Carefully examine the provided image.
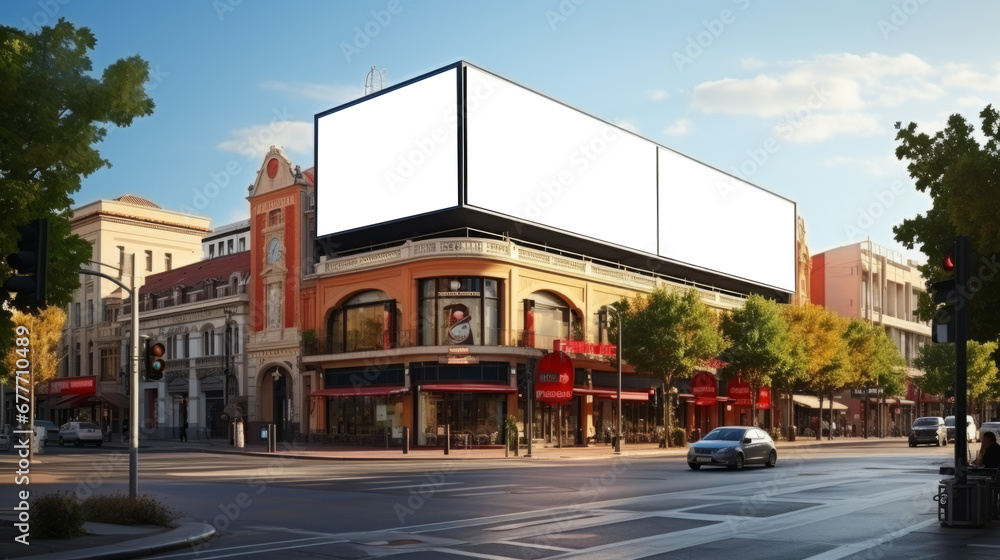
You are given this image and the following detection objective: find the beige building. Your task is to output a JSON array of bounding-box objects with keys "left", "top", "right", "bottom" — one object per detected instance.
[
  {"left": 42, "top": 195, "right": 210, "bottom": 433},
  {"left": 811, "top": 240, "right": 933, "bottom": 433}
]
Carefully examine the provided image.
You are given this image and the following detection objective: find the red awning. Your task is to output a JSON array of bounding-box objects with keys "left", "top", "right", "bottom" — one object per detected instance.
[
  {"left": 573, "top": 387, "right": 650, "bottom": 401},
  {"left": 309, "top": 386, "right": 409, "bottom": 398},
  {"left": 49, "top": 394, "right": 91, "bottom": 410},
  {"left": 92, "top": 392, "right": 130, "bottom": 409},
  {"left": 418, "top": 383, "right": 516, "bottom": 394}
]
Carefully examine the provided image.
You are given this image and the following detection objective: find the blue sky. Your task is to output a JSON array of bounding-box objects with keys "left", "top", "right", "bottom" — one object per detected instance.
[{"left": 4, "top": 0, "right": 998, "bottom": 264}]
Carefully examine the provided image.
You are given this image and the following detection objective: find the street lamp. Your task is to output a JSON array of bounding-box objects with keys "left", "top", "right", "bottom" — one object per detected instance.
[
  {"left": 604, "top": 305, "right": 623, "bottom": 455},
  {"left": 224, "top": 309, "right": 237, "bottom": 444}
]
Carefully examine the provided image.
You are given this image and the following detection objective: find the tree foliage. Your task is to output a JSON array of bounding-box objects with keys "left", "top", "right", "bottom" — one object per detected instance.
[
  {"left": 844, "top": 319, "right": 908, "bottom": 396},
  {"left": 2, "top": 307, "right": 66, "bottom": 388},
  {"left": 915, "top": 340, "right": 1000, "bottom": 402},
  {"left": 717, "top": 294, "right": 794, "bottom": 425},
  {"left": 0, "top": 18, "right": 154, "bottom": 368},
  {"left": 614, "top": 288, "right": 726, "bottom": 445},
  {"left": 893, "top": 106, "right": 1000, "bottom": 345}
]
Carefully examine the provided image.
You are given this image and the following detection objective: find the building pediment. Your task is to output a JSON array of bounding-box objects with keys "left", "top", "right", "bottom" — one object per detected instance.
[{"left": 248, "top": 147, "right": 299, "bottom": 198}]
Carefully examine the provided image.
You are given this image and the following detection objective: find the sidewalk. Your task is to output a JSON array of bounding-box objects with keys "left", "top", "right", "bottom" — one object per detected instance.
[{"left": 103, "top": 433, "right": 904, "bottom": 461}]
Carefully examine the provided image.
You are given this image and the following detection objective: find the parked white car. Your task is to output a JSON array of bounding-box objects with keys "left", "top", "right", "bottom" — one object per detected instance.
[
  {"left": 945, "top": 415, "right": 978, "bottom": 443},
  {"left": 979, "top": 421, "right": 1000, "bottom": 440},
  {"left": 58, "top": 422, "right": 103, "bottom": 447}
]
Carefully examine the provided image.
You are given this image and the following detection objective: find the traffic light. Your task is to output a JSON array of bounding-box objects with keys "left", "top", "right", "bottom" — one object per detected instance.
[
  {"left": 146, "top": 340, "right": 166, "bottom": 381},
  {"left": 3, "top": 218, "right": 48, "bottom": 312},
  {"left": 929, "top": 237, "right": 972, "bottom": 344}
]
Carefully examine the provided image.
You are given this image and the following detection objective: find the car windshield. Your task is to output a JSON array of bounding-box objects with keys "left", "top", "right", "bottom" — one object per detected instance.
[
  {"left": 702, "top": 429, "right": 746, "bottom": 441},
  {"left": 80, "top": 423, "right": 100, "bottom": 430},
  {"left": 913, "top": 418, "right": 940, "bottom": 427},
  {"left": 945, "top": 417, "right": 955, "bottom": 426}
]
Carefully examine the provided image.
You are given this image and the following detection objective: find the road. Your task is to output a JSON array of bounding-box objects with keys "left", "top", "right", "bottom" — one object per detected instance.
[{"left": 10, "top": 441, "right": 1000, "bottom": 559}]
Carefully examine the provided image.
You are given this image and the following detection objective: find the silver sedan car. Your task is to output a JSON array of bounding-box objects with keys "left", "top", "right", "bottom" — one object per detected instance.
[{"left": 687, "top": 426, "right": 777, "bottom": 470}]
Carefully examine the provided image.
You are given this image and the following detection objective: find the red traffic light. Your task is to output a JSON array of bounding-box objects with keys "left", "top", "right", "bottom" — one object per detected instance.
[{"left": 942, "top": 253, "right": 955, "bottom": 272}]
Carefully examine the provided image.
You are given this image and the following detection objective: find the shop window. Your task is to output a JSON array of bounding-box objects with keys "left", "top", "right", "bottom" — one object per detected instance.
[
  {"left": 418, "top": 278, "right": 501, "bottom": 346},
  {"left": 326, "top": 290, "right": 397, "bottom": 353}
]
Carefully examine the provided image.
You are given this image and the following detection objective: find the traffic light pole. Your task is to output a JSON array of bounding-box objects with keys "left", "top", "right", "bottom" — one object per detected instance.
[
  {"left": 79, "top": 257, "right": 140, "bottom": 498},
  {"left": 954, "top": 237, "right": 970, "bottom": 484}
]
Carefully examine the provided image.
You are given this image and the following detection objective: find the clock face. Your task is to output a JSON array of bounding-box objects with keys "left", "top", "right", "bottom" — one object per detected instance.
[{"left": 266, "top": 238, "right": 281, "bottom": 264}]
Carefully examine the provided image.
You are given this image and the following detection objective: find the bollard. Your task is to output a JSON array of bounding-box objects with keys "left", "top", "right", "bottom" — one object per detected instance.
[
  {"left": 403, "top": 426, "right": 409, "bottom": 454},
  {"left": 267, "top": 423, "right": 276, "bottom": 453},
  {"left": 505, "top": 424, "right": 509, "bottom": 458},
  {"left": 444, "top": 425, "right": 450, "bottom": 455}
]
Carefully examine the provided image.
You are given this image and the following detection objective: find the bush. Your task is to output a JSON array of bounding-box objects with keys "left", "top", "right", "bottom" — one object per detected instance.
[
  {"left": 504, "top": 415, "right": 518, "bottom": 451},
  {"left": 83, "top": 493, "right": 182, "bottom": 527},
  {"left": 670, "top": 426, "right": 688, "bottom": 448},
  {"left": 31, "top": 492, "right": 85, "bottom": 539}
]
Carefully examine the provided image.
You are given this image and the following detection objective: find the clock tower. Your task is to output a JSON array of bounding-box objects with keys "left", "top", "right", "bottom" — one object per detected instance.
[{"left": 245, "top": 146, "right": 315, "bottom": 441}]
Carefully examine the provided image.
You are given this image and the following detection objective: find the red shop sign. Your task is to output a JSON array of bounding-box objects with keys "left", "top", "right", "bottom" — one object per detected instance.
[
  {"left": 535, "top": 351, "right": 574, "bottom": 404},
  {"left": 728, "top": 377, "right": 753, "bottom": 407},
  {"left": 691, "top": 371, "right": 717, "bottom": 406},
  {"left": 756, "top": 387, "right": 771, "bottom": 410}
]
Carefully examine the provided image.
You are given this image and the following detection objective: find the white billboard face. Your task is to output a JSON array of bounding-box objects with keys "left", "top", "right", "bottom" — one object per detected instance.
[
  {"left": 657, "top": 148, "right": 796, "bottom": 293},
  {"left": 315, "top": 68, "right": 459, "bottom": 237},
  {"left": 464, "top": 67, "right": 658, "bottom": 255}
]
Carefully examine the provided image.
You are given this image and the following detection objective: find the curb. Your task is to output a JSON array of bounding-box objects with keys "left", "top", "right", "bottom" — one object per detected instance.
[{"left": 27, "top": 521, "right": 215, "bottom": 560}]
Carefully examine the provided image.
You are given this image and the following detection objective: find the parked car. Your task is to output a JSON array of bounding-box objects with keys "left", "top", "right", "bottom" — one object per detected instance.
[
  {"left": 58, "top": 422, "right": 103, "bottom": 447},
  {"left": 945, "top": 415, "right": 979, "bottom": 443},
  {"left": 33, "top": 419, "right": 60, "bottom": 446},
  {"left": 909, "top": 416, "right": 947, "bottom": 447},
  {"left": 687, "top": 426, "right": 777, "bottom": 470},
  {"left": 979, "top": 422, "right": 1000, "bottom": 440}
]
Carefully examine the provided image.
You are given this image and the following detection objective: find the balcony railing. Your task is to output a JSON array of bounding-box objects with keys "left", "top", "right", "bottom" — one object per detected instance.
[{"left": 304, "top": 328, "right": 614, "bottom": 357}]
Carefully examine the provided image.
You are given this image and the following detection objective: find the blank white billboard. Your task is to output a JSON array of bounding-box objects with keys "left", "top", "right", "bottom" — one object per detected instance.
[
  {"left": 464, "top": 67, "right": 659, "bottom": 255},
  {"left": 315, "top": 67, "right": 460, "bottom": 237},
  {"left": 657, "top": 147, "right": 796, "bottom": 293}
]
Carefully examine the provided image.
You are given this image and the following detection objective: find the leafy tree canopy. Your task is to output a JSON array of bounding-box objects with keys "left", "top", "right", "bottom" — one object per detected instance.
[
  {"left": 915, "top": 340, "right": 999, "bottom": 402},
  {"left": 718, "top": 294, "right": 793, "bottom": 397},
  {"left": 0, "top": 19, "right": 154, "bottom": 371},
  {"left": 844, "top": 319, "right": 908, "bottom": 396},
  {"left": 2, "top": 307, "right": 66, "bottom": 388},
  {"left": 893, "top": 106, "right": 1000, "bottom": 344}
]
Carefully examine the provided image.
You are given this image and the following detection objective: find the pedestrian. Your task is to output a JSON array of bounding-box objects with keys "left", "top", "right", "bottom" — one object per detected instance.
[{"left": 180, "top": 419, "right": 188, "bottom": 442}]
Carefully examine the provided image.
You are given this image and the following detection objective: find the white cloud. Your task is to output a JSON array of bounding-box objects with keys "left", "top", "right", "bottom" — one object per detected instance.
[
  {"left": 647, "top": 89, "right": 669, "bottom": 101},
  {"left": 957, "top": 95, "right": 988, "bottom": 107},
  {"left": 822, "top": 154, "right": 903, "bottom": 177},
  {"left": 261, "top": 80, "right": 365, "bottom": 104},
  {"left": 943, "top": 69, "right": 1000, "bottom": 93},
  {"left": 614, "top": 118, "right": 640, "bottom": 134},
  {"left": 663, "top": 119, "right": 693, "bottom": 136},
  {"left": 776, "top": 113, "right": 881, "bottom": 143},
  {"left": 740, "top": 56, "right": 765, "bottom": 70},
  {"left": 216, "top": 121, "right": 314, "bottom": 159},
  {"left": 691, "top": 53, "right": 943, "bottom": 118}
]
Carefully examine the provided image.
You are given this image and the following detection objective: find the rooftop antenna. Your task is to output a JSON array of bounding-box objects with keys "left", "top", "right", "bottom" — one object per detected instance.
[{"left": 365, "top": 66, "right": 387, "bottom": 95}]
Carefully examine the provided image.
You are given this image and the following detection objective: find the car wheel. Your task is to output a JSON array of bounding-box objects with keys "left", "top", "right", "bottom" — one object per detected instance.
[
  {"left": 74, "top": 439, "right": 82, "bottom": 447},
  {"left": 730, "top": 453, "right": 745, "bottom": 470},
  {"left": 58, "top": 436, "right": 65, "bottom": 447},
  {"left": 909, "top": 442, "right": 915, "bottom": 447},
  {"left": 96, "top": 441, "right": 102, "bottom": 447},
  {"left": 688, "top": 462, "right": 701, "bottom": 470},
  {"left": 766, "top": 450, "right": 777, "bottom": 468}
]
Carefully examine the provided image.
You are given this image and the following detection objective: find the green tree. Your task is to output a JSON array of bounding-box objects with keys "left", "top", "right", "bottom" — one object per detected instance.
[
  {"left": 915, "top": 341, "right": 1000, "bottom": 419},
  {"left": 0, "top": 18, "right": 155, "bottom": 369},
  {"left": 844, "top": 319, "right": 909, "bottom": 414},
  {"left": 893, "top": 106, "right": 1000, "bottom": 345},
  {"left": 717, "top": 294, "right": 794, "bottom": 428},
  {"left": 613, "top": 288, "right": 726, "bottom": 447}
]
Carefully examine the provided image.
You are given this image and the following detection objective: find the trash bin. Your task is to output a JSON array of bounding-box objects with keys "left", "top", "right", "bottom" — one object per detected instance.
[{"left": 936, "top": 478, "right": 989, "bottom": 527}]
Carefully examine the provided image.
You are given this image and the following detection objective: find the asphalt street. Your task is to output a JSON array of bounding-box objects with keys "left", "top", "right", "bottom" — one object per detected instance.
[{"left": 7, "top": 441, "right": 999, "bottom": 559}]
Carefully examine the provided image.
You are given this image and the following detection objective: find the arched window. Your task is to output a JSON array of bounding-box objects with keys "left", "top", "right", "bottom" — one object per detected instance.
[
  {"left": 326, "top": 290, "right": 396, "bottom": 353},
  {"left": 524, "top": 291, "right": 572, "bottom": 344}
]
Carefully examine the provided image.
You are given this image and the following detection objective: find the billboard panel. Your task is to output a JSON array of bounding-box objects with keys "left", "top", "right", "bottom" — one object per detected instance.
[
  {"left": 315, "top": 67, "right": 460, "bottom": 237},
  {"left": 657, "top": 147, "right": 796, "bottom": 293},
  {"left": 464, "top": 66, "right": 658, "bottom": 255}
]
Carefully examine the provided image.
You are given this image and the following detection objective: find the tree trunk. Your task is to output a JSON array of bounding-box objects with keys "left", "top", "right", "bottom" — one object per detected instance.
[
  {"left": 817, "top": 394, "right": 825, "bottom": 440},
  {"left": 664, "top": 376, "right": 672, "bottom": 448},
  {"left": 828, "top": 393, "right": 834, "bottom": 440}
]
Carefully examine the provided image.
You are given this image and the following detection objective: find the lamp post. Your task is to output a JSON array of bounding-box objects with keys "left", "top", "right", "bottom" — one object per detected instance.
[
  {"left": 605, "top": 305, "right": 623, "bottom": 455},
  {"left": 224, "top": 309, "right": 236, "bottom": 444}
]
